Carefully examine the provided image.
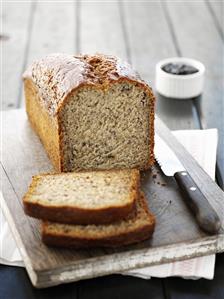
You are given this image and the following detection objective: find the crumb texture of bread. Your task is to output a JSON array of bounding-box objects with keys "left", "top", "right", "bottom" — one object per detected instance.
[
  {"left": 42, "top": 192, "right": 155, "bottom": 248},
  {"left": 60, "top": 82, "right": 153, "bottom": 171},
  {"left": 23, "top": 169, "right": 139, "bottom": 224},
  {"left": 23, "top": 53, "right": 155, "bottom": 172}
]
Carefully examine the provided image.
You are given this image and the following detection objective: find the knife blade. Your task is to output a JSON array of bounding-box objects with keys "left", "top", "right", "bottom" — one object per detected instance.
[{"left": 154, "top": 133, "right": 221, "bottom": 234}]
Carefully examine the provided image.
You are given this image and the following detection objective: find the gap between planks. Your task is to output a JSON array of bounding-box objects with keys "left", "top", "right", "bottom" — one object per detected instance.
[{"left": 161, "top": 0, "right": 224, "bottom": 189}]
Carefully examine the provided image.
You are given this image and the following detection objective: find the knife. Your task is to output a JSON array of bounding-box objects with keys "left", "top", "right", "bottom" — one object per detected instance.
[{"left": 154, "top": 133, "right": 221, "bottom": 234}]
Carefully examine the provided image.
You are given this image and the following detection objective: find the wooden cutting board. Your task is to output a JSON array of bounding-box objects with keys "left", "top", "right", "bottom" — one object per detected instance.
[{"left": 1, "top": 109, "right": 224, "bottom": 288}]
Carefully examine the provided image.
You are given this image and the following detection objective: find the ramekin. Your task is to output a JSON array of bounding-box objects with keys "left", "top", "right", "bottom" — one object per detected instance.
[{"left": 155, "top": 57, "right": 205, "bottom": 99}]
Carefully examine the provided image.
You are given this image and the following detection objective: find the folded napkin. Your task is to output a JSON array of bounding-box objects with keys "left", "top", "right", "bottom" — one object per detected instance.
[{"left": 0, "top": 129, "right": 218, "bottom": 279}]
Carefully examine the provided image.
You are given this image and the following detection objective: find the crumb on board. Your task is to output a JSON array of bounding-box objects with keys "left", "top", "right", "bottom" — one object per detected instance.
[{"left": 152, "top": 174, "right": 157, "bottom": 179}]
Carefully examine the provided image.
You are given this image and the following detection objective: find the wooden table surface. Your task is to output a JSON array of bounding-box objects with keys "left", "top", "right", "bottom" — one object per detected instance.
[{"left": 1, "top": 1, "right": 224, "bottom": 298}]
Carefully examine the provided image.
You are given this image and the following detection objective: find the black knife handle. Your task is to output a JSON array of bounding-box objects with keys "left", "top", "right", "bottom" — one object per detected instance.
[{"left": 174, "top": 171, "right": 221, "bottom": 234}]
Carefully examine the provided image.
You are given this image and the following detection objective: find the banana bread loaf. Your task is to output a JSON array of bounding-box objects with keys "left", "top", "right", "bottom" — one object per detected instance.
[{"left": 23, "top": 53, "right": 155, "bottom": 172}]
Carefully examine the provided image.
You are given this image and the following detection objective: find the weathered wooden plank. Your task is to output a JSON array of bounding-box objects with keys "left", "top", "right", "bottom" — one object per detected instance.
[
  {"left": 26, "top": 2, "right": 75, "bottom": 62},
  {"left": 20, "top": 1, "right": 76, "bottom": 107},
  {"left": 1, "top": 2, "right": 33, "bottom": 110},
  {"left": 207, "top": 0, "right": 224, "bottom": 39},
  {"left": 122, "top": 1, "right": 197, "bottom": 130},
  {"left": 1, "top": 109, "right": 224, "bottom": 288},
  {"left": 79, "top": 0, "right": 127, "bottom": 59},
  {"left": 165, "top": 1, "right": 224, "bottom": 188},
  {"left": 122, "top": 1, "right": 176, "bottom": 84}
]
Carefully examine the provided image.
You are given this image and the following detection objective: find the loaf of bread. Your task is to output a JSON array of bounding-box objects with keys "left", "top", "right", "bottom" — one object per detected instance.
[
  {"left": 23, "top": 169, "right": 139, "bottom": 225},
  {"left": 23, "top": 53, "right": 155, "bottom": 172},
  {"left": 42, "top": 192, "right": 155, "bottom": 248}
]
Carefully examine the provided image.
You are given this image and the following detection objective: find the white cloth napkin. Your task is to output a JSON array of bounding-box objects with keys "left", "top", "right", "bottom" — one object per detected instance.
[{"left": 0, "top": 129, "right": 218, "bottom": 280}]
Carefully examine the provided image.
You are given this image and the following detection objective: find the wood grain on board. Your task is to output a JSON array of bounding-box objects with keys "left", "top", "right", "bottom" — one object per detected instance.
[{"left": 1, "top": 109, "right": 224, "bottom": 288}]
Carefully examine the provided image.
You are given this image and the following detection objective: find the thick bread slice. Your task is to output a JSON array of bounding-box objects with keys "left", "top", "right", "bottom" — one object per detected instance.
[
  {"left": 23, "top": 169, "right": 139, "bottom": 225},
  {"left": 42, "top": 192, "right": 155, "bottom": 248}
]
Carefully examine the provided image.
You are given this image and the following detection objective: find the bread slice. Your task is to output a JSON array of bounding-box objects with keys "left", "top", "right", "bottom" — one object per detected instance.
[
  {"left": 42, "top": 192, "right": 155, "bottom": 248},
  {"left": 23, "top": 169, "right": 139, "bottom": 225}
]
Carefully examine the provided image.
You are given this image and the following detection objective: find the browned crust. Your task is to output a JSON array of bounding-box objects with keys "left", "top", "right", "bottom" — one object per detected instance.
[
  {"left": 24, "top": 201, "right": 136, "bottom": 225},
  {"left": 42, "top": 221, "right": 154, "bottom": 248},
  {"left": 147, "top": 92, "right": 156, "bottom": 169},
  {"left": 24, "top": 79, "right": 61, "bottom": 171},
  {"left": 41, "top": 193, "right": 156, "bottom": 248},
  {"left": 23, "top": 53, "right": 146, "bottom": 117},
  {"left": 24, "top": 53, "right": 155, "bottom": 172},
  {"left": 23, "top": 170, "right": 140, "bottom": 225}
]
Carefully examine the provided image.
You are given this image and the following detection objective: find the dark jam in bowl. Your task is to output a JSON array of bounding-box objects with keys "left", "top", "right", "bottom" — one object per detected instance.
[{"left": 162, "top": 63, "right": 199, "bottom": 75}]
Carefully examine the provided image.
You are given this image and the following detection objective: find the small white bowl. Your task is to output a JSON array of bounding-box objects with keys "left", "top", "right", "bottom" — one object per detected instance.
[{"left": 156, "top": 57, "right": 205, "bottom": 99}]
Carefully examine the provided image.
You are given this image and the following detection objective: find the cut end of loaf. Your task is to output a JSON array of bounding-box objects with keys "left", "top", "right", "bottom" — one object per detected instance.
[
  {"left": 41, "top": 192, "right": 155, "bottom": 248},
  {"left": 23, "top": 169, "right": 140, "bottom": 225},
  {"left": 59, "top": 80, "right": 155, "bottom": 172}
]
